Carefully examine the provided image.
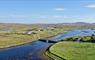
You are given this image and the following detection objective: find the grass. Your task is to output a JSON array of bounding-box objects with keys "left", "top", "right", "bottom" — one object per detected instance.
[
  {"left": 48, "top": 41, "right": 95, "bottom": 60},
  {"left": 0, "top": 29, "right": 65, "bottom": 48},
  {"left": 46, "top": 50, "right": 63, "bottom": 60},
  {"left": 0, "top": 23, "right": 95, "bottom": 48},
  {"left": 63, "top": 35, "right": 95, "bottom": 42},
  {"left": 0, "top": 24, "right": 71, "bottom": 48}
]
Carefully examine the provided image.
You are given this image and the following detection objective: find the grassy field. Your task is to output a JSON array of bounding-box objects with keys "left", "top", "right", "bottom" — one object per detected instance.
[
  {"left": 48, "top": 41, "right": 95, "bottom": 60},
  {"left": 0, "top": 23, "right": 95, "bottom": 48},
  {"left": 0, "top": 32, "right": 56, "bottom": 48},
  {"left": 0, "top": 28, "right": 66, "bottom": 48},
  {"left": 0, "top": 23, "right": 74, "bottom": 48}
]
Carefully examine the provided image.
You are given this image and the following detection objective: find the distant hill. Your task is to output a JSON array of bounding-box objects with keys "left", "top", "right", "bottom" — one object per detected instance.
[{"left": 0, "top": 22, "right": 95, "bottom": 31}]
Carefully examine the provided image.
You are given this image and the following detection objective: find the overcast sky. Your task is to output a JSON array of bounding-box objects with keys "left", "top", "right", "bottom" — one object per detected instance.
[{"left": 0, "top": 0, "right": 95, "bottom": 23}]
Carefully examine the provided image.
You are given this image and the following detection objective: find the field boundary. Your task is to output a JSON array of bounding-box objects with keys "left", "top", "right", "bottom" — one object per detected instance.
[{"left": 46, "top": 44, "right": 66, "bottom": 60}]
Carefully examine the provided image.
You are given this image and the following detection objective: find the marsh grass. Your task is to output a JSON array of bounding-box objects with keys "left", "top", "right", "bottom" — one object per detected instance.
[{"left": 0, "top": 29, "right": 64, "bottom": 48}]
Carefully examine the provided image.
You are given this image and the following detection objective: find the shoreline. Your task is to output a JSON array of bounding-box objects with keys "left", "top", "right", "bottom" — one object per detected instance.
[
  {"left": 0, "top": 32, "right": 64, "bottom": 50},
  {"left": 0, "top": 40, "right": 37, "bottom": 50}
]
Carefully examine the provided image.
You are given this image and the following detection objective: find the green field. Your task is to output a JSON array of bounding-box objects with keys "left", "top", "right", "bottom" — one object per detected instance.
[
  {"left": 48, "top": 41, "right": 95, "bottom": 60},
  {"left": 63, "top": 35, "right": 95, "bottom": 42},
  {"left": 0, "top": 30, "right": 61, "bottom": 48},
  {"left": 0, "top": 23, "right": 78, "bottom": 48},
  {"left": 0, "top": 23, "right": 95, "bottom": 48}
]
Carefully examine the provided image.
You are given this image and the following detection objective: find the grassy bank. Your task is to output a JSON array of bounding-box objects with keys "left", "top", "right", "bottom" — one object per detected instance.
[
  {"left": 0, "top": 23, "right": 95, "bottom": 48},
  {"left": 0, "top": 30, "right": 61, "bottom": 48},
  {"left": 48, "top": 41, "right": 95, "bottom": 60}
]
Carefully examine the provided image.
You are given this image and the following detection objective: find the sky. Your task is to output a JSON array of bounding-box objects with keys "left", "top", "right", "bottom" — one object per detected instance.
[{"left": 0, "top": 0, "right": 95, "bottom": 23}]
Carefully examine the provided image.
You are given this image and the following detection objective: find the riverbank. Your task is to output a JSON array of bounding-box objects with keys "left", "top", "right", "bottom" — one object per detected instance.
[
  {"left": 0, "top": 40, "right": 53, "bottom": 60},
  {"left": 0, "top": 31, "right": 61, "bottom": 49},
  {"left": 0, "top": 29, "right": 95, "bottom": 60},
  {"left": 47, "top": 41, "right": 95, "bottom": 60}
]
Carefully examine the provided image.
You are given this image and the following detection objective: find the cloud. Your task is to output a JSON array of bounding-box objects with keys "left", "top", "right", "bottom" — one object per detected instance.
[
  {"left": 9, "top": 14, "right": 30, "bottom": 18},
  {"left": 85, "top": 4, "right": 95, "bottom": 8},
  {"left": 54, "top": 8, "right": 65, "bottom": 11},
  {"left": 52, "top": 16, "right": 62, "bottom": 18},
  {"left": 0, "top": 14, "right": 33, "bottom": 19},
  {"left": 38, "top": 16, "right": 47, "bottom": 18},
  {"left": 52, "top": 16, "right": 67, "bottom": 18},
  {"left": 36, "top": 15, "right": 67, "bottom": 20}
]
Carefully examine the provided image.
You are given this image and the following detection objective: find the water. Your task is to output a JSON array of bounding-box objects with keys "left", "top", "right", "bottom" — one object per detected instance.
[
  {"left": 0, "top": 41, "right": 52, "bottom": 60},
  {"left": 49, "top": 29, "right": 95, "bottom": 41},
  {"left": 0, "top": 29, "right": 95, "bottom": 60}
]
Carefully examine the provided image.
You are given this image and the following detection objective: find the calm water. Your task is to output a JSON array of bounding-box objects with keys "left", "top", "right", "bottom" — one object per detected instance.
[{"left": 0, "top": 29, "right": 95, "bottom": 60}]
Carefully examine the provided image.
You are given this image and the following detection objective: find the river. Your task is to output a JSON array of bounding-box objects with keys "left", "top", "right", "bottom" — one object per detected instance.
[{"left": 0, "top": 29, "right": 95, "bottom": 60}]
